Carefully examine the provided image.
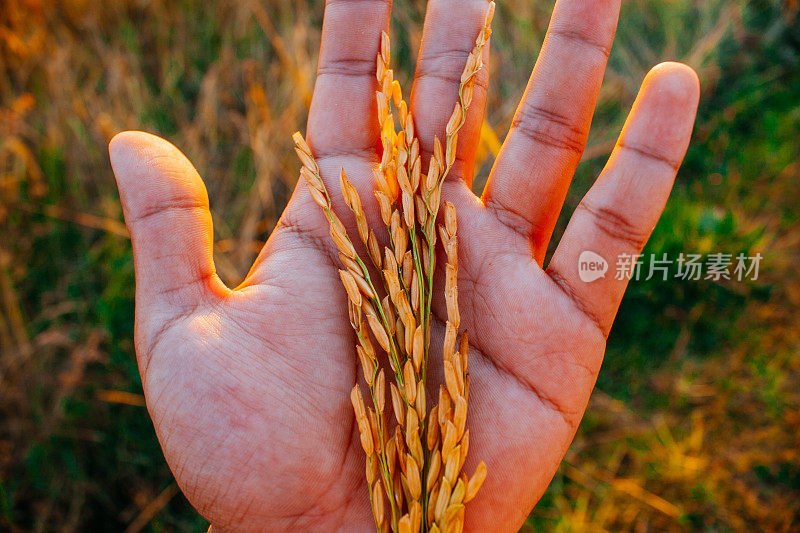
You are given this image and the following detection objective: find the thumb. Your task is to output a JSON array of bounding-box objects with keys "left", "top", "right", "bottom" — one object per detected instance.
[{"left": 109, "top": 131, "right": 225, "bottom": 349}]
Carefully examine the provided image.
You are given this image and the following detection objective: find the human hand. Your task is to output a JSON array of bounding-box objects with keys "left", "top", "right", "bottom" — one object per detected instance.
[{"left": 109, "top": 0, "right": 699, "bottom": 530}]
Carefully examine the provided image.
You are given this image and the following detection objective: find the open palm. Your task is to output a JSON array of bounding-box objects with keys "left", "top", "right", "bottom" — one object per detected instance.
[{"left": 109, "top": 0, "right": 699, "bottom": 531}]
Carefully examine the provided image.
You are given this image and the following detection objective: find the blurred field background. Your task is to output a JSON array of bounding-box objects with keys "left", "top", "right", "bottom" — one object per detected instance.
[{"left": 1, "top": 0, "right": 799, "bottom": 530}]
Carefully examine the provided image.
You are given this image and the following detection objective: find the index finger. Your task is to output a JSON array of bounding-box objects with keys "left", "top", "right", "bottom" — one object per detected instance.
[{"left": 306, "top": 0, "right": 393, "bottom": 162}]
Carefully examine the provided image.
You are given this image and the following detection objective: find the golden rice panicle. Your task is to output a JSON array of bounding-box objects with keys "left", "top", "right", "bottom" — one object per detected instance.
[
  {"left": 376, "top": 29, "right": 421, "bottom": 370},
  {"left": 419, "top": 30, "right": 495, "bottom": 525},
  {"left": 293, "top": 2, "right": 495, "bottom": 529},
  {"left": 293, "top": 131, "right": 403, "bottom": 528},
  {"left": 296, "top": 133, "right": 406, "bottom": 378},
  {"left": 426, "top": 204, "right": 477, "bottom": 533},
  {"left": 424, "top": 8, "right": 494, "bottom": 525},
  {"left": 426, "top": 0, "right": 494, "bottom": 224}
]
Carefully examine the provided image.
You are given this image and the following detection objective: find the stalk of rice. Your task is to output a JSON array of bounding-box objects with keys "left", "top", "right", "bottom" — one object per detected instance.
[{"left": 291, "top": 3, "right": 494, "bottom": 530}]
